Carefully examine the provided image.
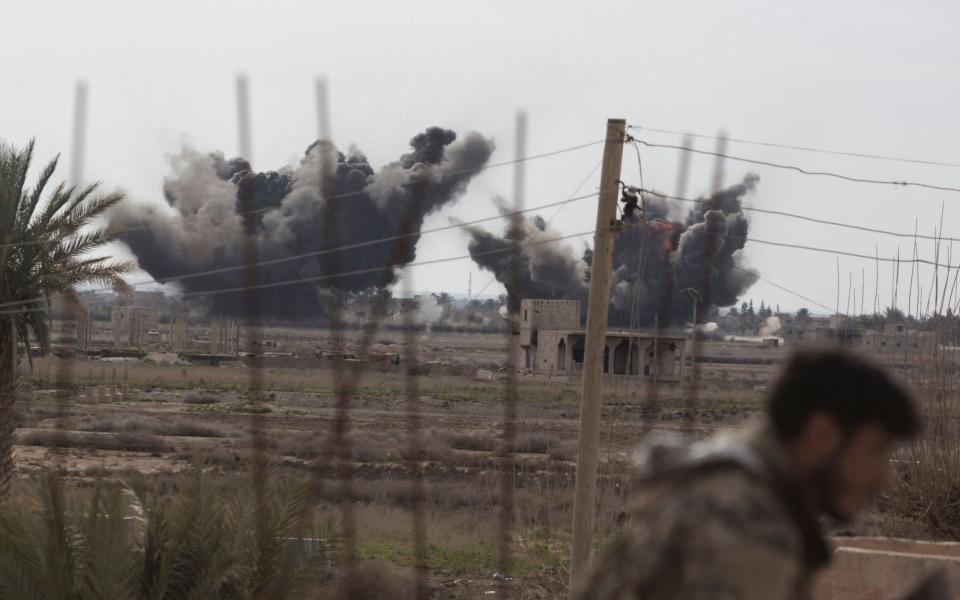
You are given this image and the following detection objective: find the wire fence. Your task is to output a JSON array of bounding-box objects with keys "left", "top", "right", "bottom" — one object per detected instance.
[{"left": 5, "top": 76, "right": 960, "bottom": 600}]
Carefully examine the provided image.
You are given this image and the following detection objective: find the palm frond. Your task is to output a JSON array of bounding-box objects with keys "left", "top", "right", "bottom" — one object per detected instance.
[
  {"left": 77, "top": 480, "right": 137, "bottom": 600},
  {"left": 0, "top": 141, "right": 34, "bottom": 234},
  {"left": 39, "top": 472, "right": 80, "bottom": 599},
  {"left": 47, "top": 189, "right": 123, "bottom": 240},
  {"left": 28, "top": 181, "right": 70, "bottom": 237},
  {"left": 0, "top": 502, "right": 47, "bottom": 599},
  {"left": 17, "top": 156, "right": 59, "bottom": 233}
]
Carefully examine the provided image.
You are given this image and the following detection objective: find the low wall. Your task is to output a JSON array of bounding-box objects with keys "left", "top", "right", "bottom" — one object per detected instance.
[{"left": 814, "top": 537, "right": 960, "bottom": 599}]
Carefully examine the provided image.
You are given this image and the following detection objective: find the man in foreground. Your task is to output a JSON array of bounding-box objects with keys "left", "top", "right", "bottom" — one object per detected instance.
[{"left": 577, "top": 348, "right": 920, "bottom": 599}]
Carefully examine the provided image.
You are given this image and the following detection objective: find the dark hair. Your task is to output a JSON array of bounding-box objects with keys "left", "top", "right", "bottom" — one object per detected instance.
[{"left": 767, "top": 348, "right": 919, "bottom": 441}]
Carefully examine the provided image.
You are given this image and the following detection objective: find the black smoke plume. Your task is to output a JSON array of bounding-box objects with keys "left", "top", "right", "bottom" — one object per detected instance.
[
  {"left": 463, "top": 175, "right": 760, "bottom": 327},
  {"left": 112, "top": 127, "right": 494, "bottom": 317}
]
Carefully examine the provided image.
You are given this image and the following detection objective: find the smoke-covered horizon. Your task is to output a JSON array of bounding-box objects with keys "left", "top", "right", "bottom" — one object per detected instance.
[
  {"left": 111, "top": 127, "right": 494, "bottom": 318},
  {"left": 463, "top": 175, "right": 761, "bottom": 327}
]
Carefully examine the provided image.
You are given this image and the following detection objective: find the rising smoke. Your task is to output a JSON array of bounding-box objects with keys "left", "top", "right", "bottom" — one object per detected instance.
[
  {"left": 112, "top": 127, "right": 494, "bottom": 318},
  {"left": 463, "top": 175, "right": 760, "bottom": 327}
]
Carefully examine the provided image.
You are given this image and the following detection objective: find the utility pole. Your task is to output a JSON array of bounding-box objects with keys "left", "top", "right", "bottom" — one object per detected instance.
[{"left": 569, "top": 118, "right": 625, "bottom": 595}]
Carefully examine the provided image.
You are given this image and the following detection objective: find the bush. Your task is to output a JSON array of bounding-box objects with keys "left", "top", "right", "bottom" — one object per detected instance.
[
  {"left": 183, "top": 392, "right": 220, "bottom": 404},
  {"left": 78, "top": 417, "right": 235, "bottom": 438},
  {"left": 20, "top": 430, "right": 174, "bottom": 453}
]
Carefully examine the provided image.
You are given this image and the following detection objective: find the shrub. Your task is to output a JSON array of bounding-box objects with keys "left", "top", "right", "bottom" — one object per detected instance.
[
  {"left": 0, "top": 467, "right": 336, "bottom": 598},
  {"left": 20, "top": 430, "right": 174, "bottom": 453},
  {"left": 183, "top": 392, "right": 220, "bottom": 404},
  {"left": 78, "top": 417, "right": 235, "bottom": 438}
]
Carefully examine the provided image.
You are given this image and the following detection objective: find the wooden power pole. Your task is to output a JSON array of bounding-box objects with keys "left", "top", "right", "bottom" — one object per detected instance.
[{"left": 569, "top": 118, "right": 626, "bottom": 594}]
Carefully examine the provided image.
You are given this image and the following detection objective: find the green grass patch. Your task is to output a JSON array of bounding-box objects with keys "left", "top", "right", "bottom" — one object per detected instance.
[{"left": 355, "top": 541, "right": 505, "bottom": 574}]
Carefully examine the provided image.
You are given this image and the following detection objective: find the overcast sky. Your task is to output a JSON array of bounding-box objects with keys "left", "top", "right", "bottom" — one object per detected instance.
[{"left": 3, "top": 0, "right": 959, "bottom": 315}]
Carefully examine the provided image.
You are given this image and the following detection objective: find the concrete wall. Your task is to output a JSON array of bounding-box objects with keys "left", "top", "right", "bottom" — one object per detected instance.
[
  {"left": 536, "top": 329, "right": 566, "bottom": 372},
  {"left": 814, "top": 537, "right": 960, "bottom": 599},
  {"left": 172, "top": 316, "right": 189, "bottom": 352},
  {"left": 526, "top": 331, "right": 685, "bottom": 381},
  {"left": 861, "top": 330, "right": 936, "bottom": 360},
  {"left": 111, "top": 306, "right": 130, "bottom": 347},
  {"left": 111, "top": 306, "right": 160, "bottom": 348},
  {"left": 211, "top": 318, "right": 240, "bottom": 355},
  {"left": 518, "top": 299, "right": 579, "bottom": 346}
]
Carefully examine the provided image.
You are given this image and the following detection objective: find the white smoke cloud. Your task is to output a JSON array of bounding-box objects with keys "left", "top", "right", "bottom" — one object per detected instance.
[
  {"left": 759, "top": 316, "right": 782, "bottom": 337},
  {"left": 417, "top": 295, "right": 444, "bottom": 325}
]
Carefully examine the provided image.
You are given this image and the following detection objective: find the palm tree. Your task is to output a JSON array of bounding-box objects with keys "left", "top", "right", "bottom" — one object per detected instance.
[{"left": 0, "top": 140, "right": 132, "bottom": 496}]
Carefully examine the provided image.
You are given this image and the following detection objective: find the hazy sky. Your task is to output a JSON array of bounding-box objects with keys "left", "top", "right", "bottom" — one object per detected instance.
[{"left": 4, "top": 0, "right": 959, "bottom": 314}]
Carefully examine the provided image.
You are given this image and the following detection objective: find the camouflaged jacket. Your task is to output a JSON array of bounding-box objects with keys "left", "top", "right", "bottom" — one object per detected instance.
[{"left": 577, "top": 423, "right": 831, "bottom": 600}]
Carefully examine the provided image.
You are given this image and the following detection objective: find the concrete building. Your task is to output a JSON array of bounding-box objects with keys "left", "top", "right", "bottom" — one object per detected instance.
[
  {"left": 862, "top": 322, "right": 937, "bottom": 362},
  {"left": 211, "top": 318, "right": 240, "bottom": 355},
  {"left": 780, "top": 316, "right": 831, "bottom": 346},
  {"left": 111, "top": 305, "right": 160, "bottom": 348},
  {"left": 515, "top": 298, "right": 687, "bottom": 381},
  {"left": 172, "top": 315, "right": 190, "bottom": 353},
  {"left": 781, "top": 316, "right": 937, "bottom": 366}
]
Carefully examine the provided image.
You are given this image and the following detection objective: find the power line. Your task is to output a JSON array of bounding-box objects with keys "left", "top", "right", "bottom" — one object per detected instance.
[
  {"left": 720, "top": 232, "right": 955, "bottom": 269},
  {"left": 546, "top": 161, "right": 602, "bottom": 227},
  {"left": 143, "top": 192, "right": 603, "bottom": 287},
  {"left": 0, "top": 228, "right": 593, "bottom": 315},
  {"left": 0, "top": 138, "right": 606, "bottom": 252},
  {"left": 470, "top": 159, "right": 604, "bottom": 303},
  {"left": 8, "top": 228, "right": 911, "bottom": 318},
  {"left": 631, "top": 138, "right": 960, "bottom": 193},
  {"left": 629, "top": 125, "right": 960, "bottom": 169},
  {"left": 0, "top": 188, "right": 608, "bottom": 311},
  {"left": 639, "top": 188, "right": 960, "bottom": 243},
  {"left": 181, "top": 230, "right": 594, "bottom": 299},
  {"left": 730, "top": 263, "right": 836, "bottom": 314}
]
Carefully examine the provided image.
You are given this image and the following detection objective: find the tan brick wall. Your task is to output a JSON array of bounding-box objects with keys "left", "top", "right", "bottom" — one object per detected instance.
[{"left": 518, "top": 299, "right": 580, "bottom": 347}]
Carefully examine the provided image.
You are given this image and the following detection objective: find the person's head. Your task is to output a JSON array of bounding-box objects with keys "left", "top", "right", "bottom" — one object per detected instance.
[{"left": 766, "top": 347, "right": 919, "bottom": 521}]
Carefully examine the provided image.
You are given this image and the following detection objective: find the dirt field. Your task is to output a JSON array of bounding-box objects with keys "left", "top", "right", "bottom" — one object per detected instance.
[{"left": 12, "top": 329, "right": 794, "bottom": 598}]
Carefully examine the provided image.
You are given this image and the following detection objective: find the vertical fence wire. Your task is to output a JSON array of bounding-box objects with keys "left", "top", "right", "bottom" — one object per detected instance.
[
  {"left": 684, "top": 133, "right": 727, "bottom": 423},
  {"left": 498, "top": 111, "right": 526, "bottom": 589},
  {"left": 313, "top": 123, "right": 360, "bottom": 573},
  {"left": 401, "top": 268, "right": 429, "bottom": 599},
  {"left": 307, "top": 114, "right": 440, "bottom": 595},
  {"left": 235, "top": 73, "right": 272, "bottom": 576},
  {"left": 47, "top": 81, "right": 90, "bottom": 490},
  {"left": 642, "top": 134, "right": 693, "bottom": 415}
]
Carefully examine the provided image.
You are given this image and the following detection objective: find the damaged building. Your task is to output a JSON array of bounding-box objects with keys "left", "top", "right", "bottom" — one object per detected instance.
[{"left": 515, "top": 299, "right": 687, "bottom": 381}]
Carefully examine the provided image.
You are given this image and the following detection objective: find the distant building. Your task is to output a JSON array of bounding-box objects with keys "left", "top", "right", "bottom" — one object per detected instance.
[
  {"left": 780, "top": 316, "right": 831, "bottom": 346},
  {"left": 862, "top": 321, "right": 937, "bottom": 362},
  {"left": 781, "top": 316, "right": 936, "bottom": 366},
  {"left": 211, "top": 318, "right": 240, "bottom": 355},
  {"left": 111, "top": 306, "right": 160, "bottom": 348},
  {"left": 515, "top": 299, "right": 687, "bottom": 381}
]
